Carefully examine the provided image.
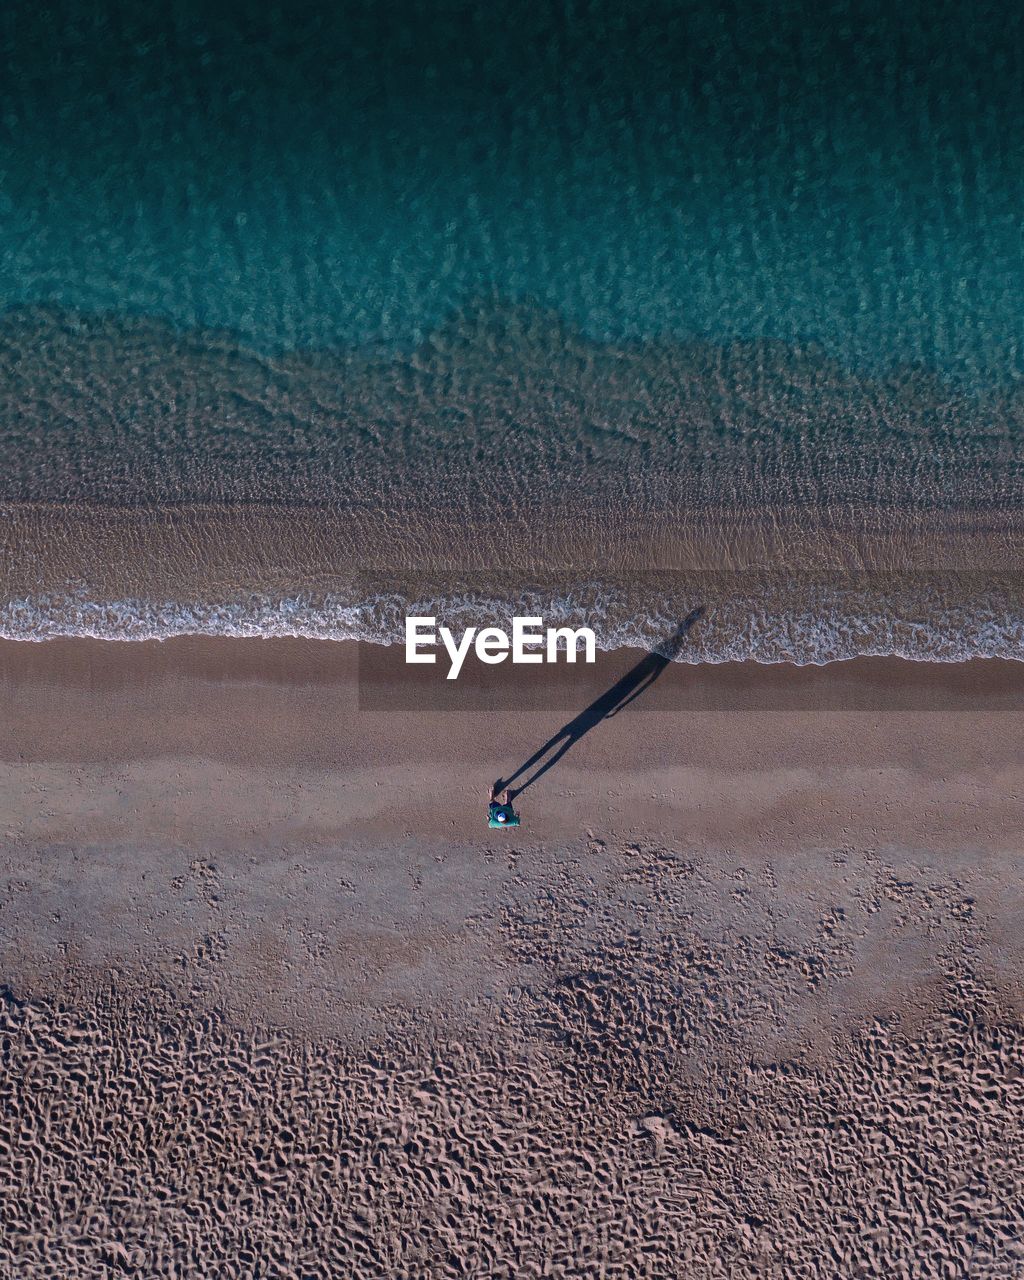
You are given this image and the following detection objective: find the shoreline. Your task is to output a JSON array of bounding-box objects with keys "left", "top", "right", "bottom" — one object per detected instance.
[{"left": 3, "top": 636, "right": 1024, "bottom": 849}]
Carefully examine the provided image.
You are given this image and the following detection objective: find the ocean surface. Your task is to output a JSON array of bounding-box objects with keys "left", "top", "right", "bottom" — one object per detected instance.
[{"left": 2, "top": 0, "right": 1024, "bottom": 662}]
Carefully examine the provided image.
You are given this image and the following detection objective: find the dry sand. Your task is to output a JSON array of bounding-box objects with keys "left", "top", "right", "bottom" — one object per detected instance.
[{"left": 2, "top": 637, "right": 1024, "bottom": 1277}]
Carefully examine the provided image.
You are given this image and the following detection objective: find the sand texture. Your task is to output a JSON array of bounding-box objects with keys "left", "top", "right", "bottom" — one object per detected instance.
[{"left": 2, "top": 639, "right": 1024, "bottom": 1277}]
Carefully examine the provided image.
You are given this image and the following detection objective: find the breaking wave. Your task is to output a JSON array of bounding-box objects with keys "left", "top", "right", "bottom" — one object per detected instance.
[{"left": 4, "top": 573, "right": 1024, "bottom": 665}]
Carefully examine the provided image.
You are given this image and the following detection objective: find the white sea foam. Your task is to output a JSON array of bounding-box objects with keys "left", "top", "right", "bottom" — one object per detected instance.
[{"left": 3, "top": 578, "right": 1024, "bottom": 665}]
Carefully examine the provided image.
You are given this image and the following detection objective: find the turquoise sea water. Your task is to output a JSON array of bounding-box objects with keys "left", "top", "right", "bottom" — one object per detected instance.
[
  {"left": 3, "top": 0, "right": 1024, "bottom": 379},
  {"left": 2, "top": 0, "right": 1024, "bottom": 656}
]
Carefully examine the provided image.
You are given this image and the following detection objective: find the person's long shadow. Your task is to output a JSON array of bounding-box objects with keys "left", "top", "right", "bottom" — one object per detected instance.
[{"left": 496, "top": 607, "right": 704, "bottom": 801}]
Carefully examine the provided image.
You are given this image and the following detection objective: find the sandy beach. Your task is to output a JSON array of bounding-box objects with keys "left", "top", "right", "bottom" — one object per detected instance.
[
  {"left": 5, "top": 636, "right": 1024, "bottom": 856},
  {"left": 3, "top": 637, "right": 1024, "bottom": 1275}
]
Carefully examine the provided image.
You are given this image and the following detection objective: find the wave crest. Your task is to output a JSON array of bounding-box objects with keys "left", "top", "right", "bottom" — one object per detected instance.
[{"left": 4, "top": 574, "right": 1024, "bottom": 665}]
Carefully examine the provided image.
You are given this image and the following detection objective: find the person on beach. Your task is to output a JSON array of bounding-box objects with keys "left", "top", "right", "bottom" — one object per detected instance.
[{"left": 488, "top": 784, "right": 521, "bottom": 829}]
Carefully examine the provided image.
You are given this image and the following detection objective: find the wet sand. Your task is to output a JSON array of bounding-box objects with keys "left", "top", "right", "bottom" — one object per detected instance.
[
  {"left": 2, "top": 637, "right": 1024, "bottom": 1276},
  {"left": 3, "top": 635, "right": 1024, "bottom": 853}
]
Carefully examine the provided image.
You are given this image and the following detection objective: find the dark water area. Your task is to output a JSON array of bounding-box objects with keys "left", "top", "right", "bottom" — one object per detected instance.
[
  {"left": 1, "top": 0, "right": 1023, "bottom": 655},
  {"left": 3, "top": 0, "right": 1023, "bottom": 378}
]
